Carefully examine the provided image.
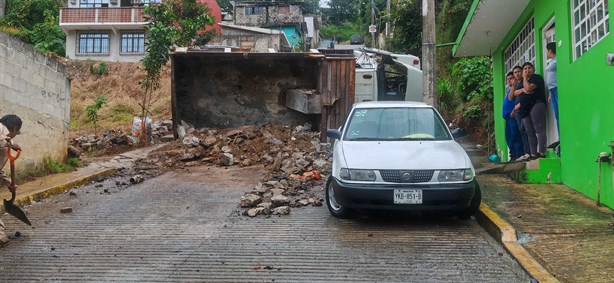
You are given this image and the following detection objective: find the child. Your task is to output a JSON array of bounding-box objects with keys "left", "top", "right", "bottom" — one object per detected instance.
[{"left": 0, "top": 114, "right": 23, "bottom": 247}]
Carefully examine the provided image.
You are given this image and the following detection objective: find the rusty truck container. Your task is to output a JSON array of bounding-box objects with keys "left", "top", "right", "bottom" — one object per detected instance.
[{"left": 170, "top": 50, "right": 355, "bottom": 141}]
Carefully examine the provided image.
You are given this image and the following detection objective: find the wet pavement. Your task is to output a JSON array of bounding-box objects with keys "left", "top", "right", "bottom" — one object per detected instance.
[
  {"left": 478, "top": 174, "right": 614, "bottom": 283},
  {"left": 0, "top": 165, "right": 528, "bottom": 282},
  {"left": 5, "top": 142, "right": 611, "bottom": 282}
]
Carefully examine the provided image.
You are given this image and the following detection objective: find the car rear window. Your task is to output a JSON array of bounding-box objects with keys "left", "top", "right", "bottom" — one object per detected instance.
[{"left": 343, "top": 107, "right": 451, "bottom": 141}]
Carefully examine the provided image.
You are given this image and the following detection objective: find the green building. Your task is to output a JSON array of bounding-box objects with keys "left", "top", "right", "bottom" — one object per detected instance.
[{"left": 454, "top": 0, "right": 614, "bottom": 208}]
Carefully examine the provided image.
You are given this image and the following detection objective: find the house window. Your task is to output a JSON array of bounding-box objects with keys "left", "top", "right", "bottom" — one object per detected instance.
[
  {"left": 504, "top": 17, "right": 535, "bottom": 72},
  {"left": 79, "top": 0, "right": 109, "bottom": 8},
  {"left": 571, "top": 0, "right": 609, "bottom": 59},
  {"left": 120, "top": 31, "right": 145, "bottom": 54},
  {"left": 78, "top": 32, "right": 109, "bottom": 55},
  {"left": 278, "top": 5, "right": 289, "bottom": 14},
  {"left": 245, "top": 6, "right": 266, "bottom": 15}
]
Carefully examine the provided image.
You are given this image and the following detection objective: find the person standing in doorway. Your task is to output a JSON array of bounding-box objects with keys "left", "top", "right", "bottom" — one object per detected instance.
[
  {"left": 517, "top": 62, "right": 548, "bottom": 159},
  {"left": 545, "top": 42, "right": 559, "bottom": 137},
  {"left": 510, "top": 65, "right": 531, "bottom": 161},
  {"left": 503, "top": 72, "right": 524, "bottom": 161}
]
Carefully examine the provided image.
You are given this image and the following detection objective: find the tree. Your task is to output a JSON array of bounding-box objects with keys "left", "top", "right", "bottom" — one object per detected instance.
[
  {"left": 0, "top": 0, "right": 65, "bottom": 56},
  {"left": 324, "top": 0, "right": 362, "bottom": 25},
  {"left": 85, "top": 96, "right": 107, "bottom": 136},
  {"left": 139, "top": 0, "right": 214, "bottom": 143}
]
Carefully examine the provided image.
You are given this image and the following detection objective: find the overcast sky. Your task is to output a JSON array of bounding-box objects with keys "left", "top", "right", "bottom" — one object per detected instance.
[{"left": 320, "top": 0, "right": 329, "bottom": 8}]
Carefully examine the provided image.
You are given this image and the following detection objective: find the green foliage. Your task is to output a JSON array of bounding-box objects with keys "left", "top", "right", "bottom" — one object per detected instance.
[
  {"left": 322, "top": 0, "right": 362, "bottom": 25},
  {"left": 451, "top": 57, "right": 493, "bottom": 102},
  {"left": 66, "top": 157, "right": 82, "bottom": 168},
  {"left": 89, "top": 62, "right": 108, "bottom": 76},
  {"left": 85, "top": 96, "right": 107, "bottom": 135},
  {"left": 387, "top": 0, "right": 421, "bottom": 54},
  {"left": 138, "top": 0, "right": 214, "bottom": 143},
  {"left": 30, "top": 11, "right": 65, "bottom": 56},
  {"left": 321, "top": 22, "right": 360, "bottom": 42},
  {"left": 462, "top": 105, "right": 483, "bottom": 119},
  {"left": 43, "top": 157, "right": 76, "bottom": 173},
  {"left": 1, "top": 0, "right": 65, "bottom": 56}
]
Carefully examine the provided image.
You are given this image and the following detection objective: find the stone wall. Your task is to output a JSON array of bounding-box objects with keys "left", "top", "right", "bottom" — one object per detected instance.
[
  {"left": 234, "top": 4, "right": 303, "bottom": 27},
  {"left": 0, "top": 32, "right": 71, "bottom": 173}
]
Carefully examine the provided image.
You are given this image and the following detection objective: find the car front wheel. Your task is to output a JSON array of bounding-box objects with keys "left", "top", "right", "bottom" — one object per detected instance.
[
  {"left": 326, "top": 177, "right": 353, "bottom": 218},
  {"left": 459, "top": 182, "right": 481, "bottom": 219}
]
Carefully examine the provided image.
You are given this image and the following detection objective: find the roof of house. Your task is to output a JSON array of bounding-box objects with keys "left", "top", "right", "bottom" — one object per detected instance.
[{"left": 453, "top": 0, "right": 530, "bottom": 57}]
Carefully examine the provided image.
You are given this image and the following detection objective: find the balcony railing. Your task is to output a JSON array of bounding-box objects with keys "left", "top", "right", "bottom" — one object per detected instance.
[{"left": 60, "top": 7, "right": 146, "bottom": 24}]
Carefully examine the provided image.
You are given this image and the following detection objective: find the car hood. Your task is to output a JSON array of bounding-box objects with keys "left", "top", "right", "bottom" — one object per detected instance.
[{"left": 340, "top": 140, "right": 470, "bottom": 170}]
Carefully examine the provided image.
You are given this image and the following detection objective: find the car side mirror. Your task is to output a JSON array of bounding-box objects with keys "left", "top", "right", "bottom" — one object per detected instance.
[
  {"left": 326, "top": 129, "right": 342, "bottom": 140},
  {"left": 451, "top": 128, "right": 467, "bottom": 139}
]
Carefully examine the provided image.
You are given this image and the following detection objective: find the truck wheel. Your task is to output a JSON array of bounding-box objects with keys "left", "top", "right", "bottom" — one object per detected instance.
[
  {"left": 459, "top": 183, "right": 481, "bottom": 219},
  {"left": 326, "top": 177, "right": 353, "bottom": 218}
]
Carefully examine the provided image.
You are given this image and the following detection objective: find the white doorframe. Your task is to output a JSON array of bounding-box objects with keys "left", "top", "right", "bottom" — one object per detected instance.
[{"left": 542, "top": 17, "right": 559, "bottom": 147}]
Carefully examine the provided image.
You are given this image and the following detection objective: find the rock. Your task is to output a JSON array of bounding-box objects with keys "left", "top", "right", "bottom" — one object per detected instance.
[
  {"left": 60, "top": 207, "right": 73, "bottom": 213},
  {"left": 161, "top": 135, "right": 174, "bottom": 142},
  {"left": 202, "top": 136, "right": 217, "bottom": 147},
  {"left": 220, "top": 153, "right": 234, "bottom": 166},
  {"left": 270, "top": 189, "right": 285, "bottom": 196},
  {"left": 247, "top": 207, "right": 265, "bottom": 217},
  {"left": 69, "top": 190, "right": 77, "bottom": 196},
  {"left": 177, "top": 125, "right": 186, "bottom": 140},
  {"left": 313, "top": 159, "right": 328, "bottom": 171},
  {"left": 264, "top": 181, "right": 278, "bottom": 187},
  {"left": 67, "top": 145, "right": 81, "bottom": 158},
  {"left": 225, "top": 129, "right": 243, "bottom": 138},
  {"left": 130, "top": 175, "right": 144, "bottom": 184},
  {"left": 221, "top": 145, "right": 232, "bottom": 153},
  {"left": 298, "top": 199, "right": 310, "bottom": 206},
  {"left": 272, "top": 206, "right": 290, "bottom": 215},
  {"left": 271, "top": 195, "right": 290, "bottom": 207},
  {"left": 182, "top": 135, "right": 201, "bottom": 147},
  {"left": 240, "top": 194, "right": 261, "bottom": 208},
  {"left": 256, "top": 202, "right": 271, "bottom": 215}
]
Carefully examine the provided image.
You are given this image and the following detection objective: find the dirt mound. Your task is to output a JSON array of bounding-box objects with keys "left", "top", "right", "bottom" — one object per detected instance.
[{"left": 63, "top": 59, "right": 172, "bottom": 134}]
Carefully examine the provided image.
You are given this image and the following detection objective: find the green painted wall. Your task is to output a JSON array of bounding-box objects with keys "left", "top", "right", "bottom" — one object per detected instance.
[
  {"left": 491, "top": 0, "right": 614, "bottom": 209},
  {"left": 271, "top": 26, "right": 301, "bottom": 49}
]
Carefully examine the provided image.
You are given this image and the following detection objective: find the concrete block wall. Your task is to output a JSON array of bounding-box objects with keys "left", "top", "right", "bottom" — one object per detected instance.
[{"left": 0, "top": 32, "right": 71, "bottom": 173}]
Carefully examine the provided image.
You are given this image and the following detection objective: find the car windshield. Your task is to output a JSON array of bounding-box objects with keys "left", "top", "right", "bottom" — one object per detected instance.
[{"left": 343, "top": 107, "right": 452, "bottom": 141}]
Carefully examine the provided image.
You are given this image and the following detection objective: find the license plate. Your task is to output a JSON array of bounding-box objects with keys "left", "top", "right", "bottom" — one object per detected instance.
[{"left": 393, "top": 189, "right": 423, "bottom": 204}]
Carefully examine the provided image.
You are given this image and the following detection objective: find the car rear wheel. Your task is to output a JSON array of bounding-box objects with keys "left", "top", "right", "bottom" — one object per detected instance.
[
  {"left": 459, "top": 182, "right": 481, "bottom": 219},
  {"left": 326, "top": 177, "right": 353, "bottom": 218}
]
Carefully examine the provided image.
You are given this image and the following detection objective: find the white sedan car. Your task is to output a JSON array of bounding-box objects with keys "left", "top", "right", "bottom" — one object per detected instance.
[{"left": 325, "top": 101, "right": 481, "bottom": 218}]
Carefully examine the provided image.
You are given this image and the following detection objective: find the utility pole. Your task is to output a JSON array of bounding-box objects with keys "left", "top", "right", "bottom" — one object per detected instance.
[
  {"left": 384, "top": 0, "right": 390, "bottom": 49},
  {"left": 422, "top": 0, "right": 436, "bottom": 106},
  {"left": 371, "top": 0, "right": 376, "bottom": 48}
]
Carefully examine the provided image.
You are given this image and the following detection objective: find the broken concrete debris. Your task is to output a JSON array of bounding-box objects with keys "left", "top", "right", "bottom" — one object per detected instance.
[{"left": 113, "top": 123, "right": 331, "bottom": 218}]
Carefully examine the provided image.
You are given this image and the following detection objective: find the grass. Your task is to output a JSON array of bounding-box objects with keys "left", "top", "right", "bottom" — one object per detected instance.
[{"left": 14, "top": 157, "right": 83, "bottom": 184}]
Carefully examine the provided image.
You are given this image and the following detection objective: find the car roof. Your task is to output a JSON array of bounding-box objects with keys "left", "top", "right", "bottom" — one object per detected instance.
[{"left": 352, "top": 101, "right": 432, "bottom": 109}]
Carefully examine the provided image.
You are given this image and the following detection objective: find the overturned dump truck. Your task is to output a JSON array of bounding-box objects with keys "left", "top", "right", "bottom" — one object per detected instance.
[
  {"left": 171, "top": 49, "right": 356, "bottom": 141},
  {"left": 353, "top": 48, "right": 423, "bottom": 102}
]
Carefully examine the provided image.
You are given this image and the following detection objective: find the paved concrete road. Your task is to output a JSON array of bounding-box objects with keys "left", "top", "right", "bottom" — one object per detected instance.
[{"left": 0, "top": 165, "right": 529, "bottom": 282}]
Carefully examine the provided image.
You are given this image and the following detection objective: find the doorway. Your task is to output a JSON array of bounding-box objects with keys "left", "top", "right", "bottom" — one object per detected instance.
[{"left": 542, "top": 18, "right": 559, "bottom": 149}]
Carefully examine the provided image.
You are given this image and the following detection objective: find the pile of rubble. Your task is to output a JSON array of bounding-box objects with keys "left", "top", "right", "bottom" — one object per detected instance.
[
  {"left": 132, "top": 123, "right": 331, "bottom": 217},
  {"left": 70, "top": 120, "right": 174, "bottom": 156}
]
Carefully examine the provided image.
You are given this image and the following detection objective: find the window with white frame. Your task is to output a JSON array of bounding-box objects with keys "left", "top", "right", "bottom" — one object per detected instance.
[
  {"left": 504, "top": 18, "right": 535, "bottom": 72},
  {"left": 79, "top": 0, "right": 109, "bottom": 8},
  {"left": 78, "top": 32, "right": 109, "bottom": 55},
  {"left": 571, "top": 0, "right": 609, "bottom": 59},
  {"left": 120, "top": 31, "right": 145, "bottom": 54}
]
